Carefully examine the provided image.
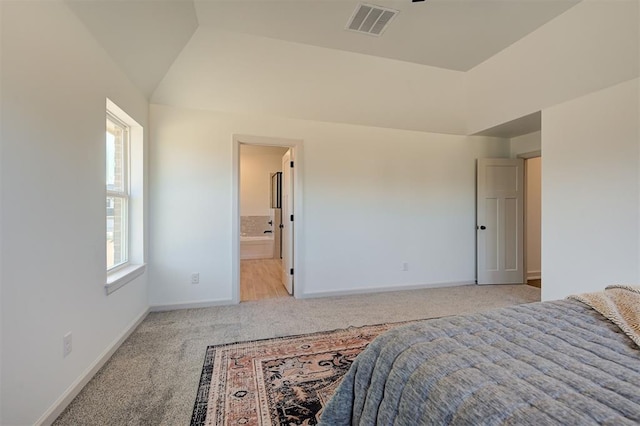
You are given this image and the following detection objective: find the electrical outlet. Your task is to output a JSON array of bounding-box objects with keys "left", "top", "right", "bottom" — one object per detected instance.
[
  {"left": 191, "top": 273, "right": 200, "bottom": 284},
  {"left": 402, "top": 262, "right": 409, "bottom": 272},
  {"left": 63, "top": 332, "right": 72, "bottom": 357}
]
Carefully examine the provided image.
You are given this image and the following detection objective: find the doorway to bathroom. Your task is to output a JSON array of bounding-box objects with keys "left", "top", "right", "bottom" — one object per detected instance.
[{"left": 233, "top": 135, "right": 303, "bottom": 303}]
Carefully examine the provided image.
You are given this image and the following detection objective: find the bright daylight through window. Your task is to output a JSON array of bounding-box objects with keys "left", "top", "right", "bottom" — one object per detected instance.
[{"left": 106, "top": 114, "right": 129, "bottom": 270}]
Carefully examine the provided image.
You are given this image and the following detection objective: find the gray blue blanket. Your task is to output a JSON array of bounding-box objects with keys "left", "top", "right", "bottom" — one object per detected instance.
[{"left": 319, "top": 300, "right": 640, "bottom": 425}]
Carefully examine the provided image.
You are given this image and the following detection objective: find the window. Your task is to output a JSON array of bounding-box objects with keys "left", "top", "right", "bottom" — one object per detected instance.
[
  {"left": 106, "top": 113, "right": 130, "bottom": 270},
  {"left": 105, "top": 98, "right": 145, "bottom": 295}
]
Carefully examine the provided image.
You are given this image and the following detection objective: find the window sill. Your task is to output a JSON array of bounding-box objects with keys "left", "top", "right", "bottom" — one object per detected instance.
[{"left": 105, "top": 264, "right": 146, "bottom": 295}]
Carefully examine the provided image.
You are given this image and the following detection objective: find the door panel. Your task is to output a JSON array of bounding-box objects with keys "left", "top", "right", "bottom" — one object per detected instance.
[
  {"left": 477, "top": 158, "right": 524, "bottom": 285},
  {"left": 281, "top": 150, "right": 293, "bottom": 295},
  {"left": 505, "top": 197, "right": 518, "bottom": 271},
  {"left": 485, "top": 198, "right": 499, "bottom": 271}
]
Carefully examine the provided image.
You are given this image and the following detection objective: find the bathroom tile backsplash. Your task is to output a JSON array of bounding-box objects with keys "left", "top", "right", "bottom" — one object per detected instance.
[{"left": 241, "top": 216, "right": 272, "bottom": 236}]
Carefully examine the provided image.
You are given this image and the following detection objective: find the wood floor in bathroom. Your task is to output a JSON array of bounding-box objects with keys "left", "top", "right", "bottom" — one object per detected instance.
[{"left": 240, "top": 258, "right": 290, "bottom": 301}]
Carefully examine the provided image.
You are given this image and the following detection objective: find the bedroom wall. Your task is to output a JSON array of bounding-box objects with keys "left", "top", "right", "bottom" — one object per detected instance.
[
  {"left": 1, "top": 2, "right": 149, "bottom": 424},
  {"left": 467, "top": 0, "right": 639, "bottom": 134},
  {"left": 542, "top": 78, "right": 639, "bottom": 301},
  {"left": 510, "top": 131, "right": 541, "bottom": 157},
  {"left": 149, "top": 104, "right": 510, "bottom": 306},
  {"left": 0, "top": 2, "right": 3, "bottom": 422}
]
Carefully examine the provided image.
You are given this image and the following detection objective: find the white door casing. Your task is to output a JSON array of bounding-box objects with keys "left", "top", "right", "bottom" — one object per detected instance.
[
  {"left": 281, "top": 150, "right": 294, "bottom": 294},
  {"left": 477, "top": 158, "right": 524, "bottom": 285}
]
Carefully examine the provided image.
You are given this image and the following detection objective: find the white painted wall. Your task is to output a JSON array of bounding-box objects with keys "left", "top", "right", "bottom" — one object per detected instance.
[
  {"left": 240, "top": 145, "right": 287, "bottom": 217},
  {"left": 1, "top": 2, "right": 149, "bottom": 424},
  {"left": 542, "top": 78, "right": 639, "bottom": 301},
  {"left": 0, "top": 2, "right": 3, "bottom": 422},
  {"left": 525, "top": 157, "right": 542, "bottom": 280},
  {"left": 511, "top": 131, "right": 541, "bottom": 158},
  {"left": 467, "top": 0, "right": 639, "bottom": 134},
  {"left": 149, "top": 104, "right": 510, "bottom": 306}
]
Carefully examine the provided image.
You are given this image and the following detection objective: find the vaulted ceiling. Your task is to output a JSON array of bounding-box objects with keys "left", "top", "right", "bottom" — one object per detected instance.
[
  {"left": 68, "top": 0, "right": 580, "bottom": 99},
  {"left": 194, "top": 0, "right": 579, "bottom": 72},
  {"left": 67, "top": 0, "right": 199, "bottom": 98},
  {"left": 66, "top": 0, "right": 589, "bottom": 135}
]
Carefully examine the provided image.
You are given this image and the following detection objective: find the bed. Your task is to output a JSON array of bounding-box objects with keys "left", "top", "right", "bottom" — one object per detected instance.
[{"left": 319, "top": 286, "right": 640, "bottom": 425}]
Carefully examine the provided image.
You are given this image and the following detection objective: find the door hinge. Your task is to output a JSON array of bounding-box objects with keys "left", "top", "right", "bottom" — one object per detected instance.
[
  {"left": 290, "top": 214, "right": 294, "bottom": 222},
  {"left": 290, "top": 161, "right": 294, "bottom": 168},
  {"left": 290, "top": 268, "right": 294, "bottom": 275}
]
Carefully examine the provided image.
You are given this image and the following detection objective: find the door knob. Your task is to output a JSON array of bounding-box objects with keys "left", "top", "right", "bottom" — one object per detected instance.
[{"left": 478, "top": 225, "right": 486, "bottom": 230}]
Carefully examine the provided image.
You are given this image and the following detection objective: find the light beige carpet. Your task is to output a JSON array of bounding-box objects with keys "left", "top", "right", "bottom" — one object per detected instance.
[{"left": 54, "top": 284, "right": 540, "bottom": 425}]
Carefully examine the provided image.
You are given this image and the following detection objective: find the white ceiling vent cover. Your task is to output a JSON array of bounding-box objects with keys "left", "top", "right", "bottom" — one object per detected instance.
[{"left": 346, "top": 3, "right": 398, "bottom": 37}]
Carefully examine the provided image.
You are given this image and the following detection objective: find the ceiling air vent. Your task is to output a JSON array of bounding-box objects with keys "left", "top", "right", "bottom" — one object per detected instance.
[{"left": 346, "top": 3, "right": 398, "bottom": 37}]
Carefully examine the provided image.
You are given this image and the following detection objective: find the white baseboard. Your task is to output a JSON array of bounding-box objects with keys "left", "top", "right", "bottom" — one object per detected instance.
[
  {"left": 150, "top": 298, "right": 235, "bottom": 312},
  {"left": 36, "top": 308, "right": 150, "bottom": 426},
  {"left": 527, "top": 271, "right": 541, "bottom": 280},
  {"left": 299, "top": 280, "right": 475, "bottom": 299}
]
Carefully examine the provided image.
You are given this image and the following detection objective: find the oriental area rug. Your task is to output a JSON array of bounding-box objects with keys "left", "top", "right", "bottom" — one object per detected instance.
[{"left": 190, "top": 323, "right": 404, "bottom": 426}]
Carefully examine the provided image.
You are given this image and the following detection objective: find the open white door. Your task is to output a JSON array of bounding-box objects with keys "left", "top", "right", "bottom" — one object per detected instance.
[
  {"left": 281, "top": 150, "right": 294, "bottom": 294},
  {"left": 477, "top": 158, "right": 524, "bottom": 285}
]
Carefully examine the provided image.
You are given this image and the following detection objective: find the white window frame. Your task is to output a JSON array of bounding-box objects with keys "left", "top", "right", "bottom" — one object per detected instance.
[
  {"left": 105, "top": 98, "right": 146, "bottom": 295},
  {"left": 106, "top": 112, "right": 130, "bottom": 272}
]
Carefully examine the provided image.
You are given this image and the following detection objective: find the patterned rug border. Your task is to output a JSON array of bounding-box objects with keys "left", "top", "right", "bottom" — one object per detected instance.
[{"left": 189, "top": 320, "right": 428, "bottom": 426}]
